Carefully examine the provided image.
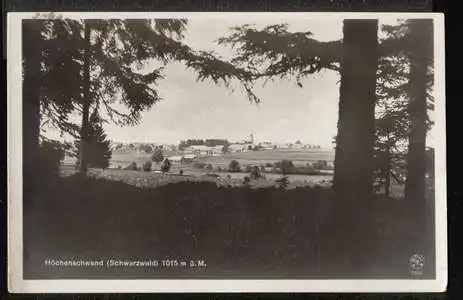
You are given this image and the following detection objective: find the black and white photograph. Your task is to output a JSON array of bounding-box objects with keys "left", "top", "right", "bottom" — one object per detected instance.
[{"left": 7, "top": 12, "right": 446, "bottom": 293}]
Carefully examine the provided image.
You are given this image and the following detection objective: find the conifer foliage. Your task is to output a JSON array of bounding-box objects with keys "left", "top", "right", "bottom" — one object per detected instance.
[{"left": 74, "top": 111, "right": 112, "bottom": 169}]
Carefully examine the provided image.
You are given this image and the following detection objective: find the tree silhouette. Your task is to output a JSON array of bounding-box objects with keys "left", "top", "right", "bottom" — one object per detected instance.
[
  {"left": 379, "top": 20, "right": 435, "bottom": 252},
  {"left": 229, "top": 160, "right": 241, "bottom": 172},
  {"left": 161, "top": 158, "right": 172, "bottom": 173},
  {"left": 375, "top": 20, "right": 434, "bottom": 203},
  {"left": 23, "top": 18, "right": 254, "bottom": 176},
  {"left": 279, "top": 159, "right": 295, "bottom": 175},
  {"left": 218, "top": 20, "right": 379, "bottom": 198},
  {"left": 151, "top": 147, "right": 164, "bottom": 164},
  {"left": 74, "top": 111, "right": 112, "bottom": 169},
  {"left": 23, "top": 19, "right": 83, "bottom": 192},
  {"left": 403, "top": 20, "right": 434, "bottom": 209},
  {"left": 374, "top": 52, "right": 411, "bottom": 196},
  {"left": 217, "top": 19, "right": 427, "bottom": 269},
  {"left": 218, "top": 19, "right": 434, "bottom": 198}
]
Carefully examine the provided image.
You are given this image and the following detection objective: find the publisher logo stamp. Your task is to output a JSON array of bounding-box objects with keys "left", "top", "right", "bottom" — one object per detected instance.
[{"left": 409, "top": 254, "right": 425, "bottom": 276}]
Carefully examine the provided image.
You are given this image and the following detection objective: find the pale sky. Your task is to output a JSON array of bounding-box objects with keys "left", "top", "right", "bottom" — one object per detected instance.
[{"left": 43, "top": 17, "right": 436, "bottom": 148}]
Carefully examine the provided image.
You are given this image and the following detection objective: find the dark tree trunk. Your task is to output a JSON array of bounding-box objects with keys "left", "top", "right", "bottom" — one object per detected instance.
[
  {"left": 333, "top": 19, "right": 378, "bottom": 200},
  {"left": 404, "top": 19, "right": 434, "bottom": 265},
  {"left": 384, "top": 147, "right": 391, "bottom": 197},
  {"left": 404, "top": 19, "right": 433, "bottom": 212},
  {"left": 328, "top": 19, "right": 379, "bottom": 273},
  {"left": 79, "top": 21, "right": 91, "bottom": 175},
  {"left": 23, "top": 20, "right": 42, "bottom": 194}
]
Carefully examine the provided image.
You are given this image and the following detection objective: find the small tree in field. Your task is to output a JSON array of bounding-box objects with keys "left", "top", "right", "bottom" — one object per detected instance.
[
  {"left": 142, "top": 145, "right": 153, "bottom": 154},
  {"left": 151, "top": 147, "right": 164, "bottom": 164},
  {"left": 250, "top": 166, "right": 262, "bottom": 180},
  {"left": 276, "top": 176, "right": 290, "bottom": 189},
  {"left": 142, "top": 161, "right": 152, "bottom": 172},
  {"left": 125, "top": 161, "right": 138, "bottom": 170},
  {"left": 274, "top": 159, "right": 295, "bottom": 174},
  {"left": 229, "top": 160, "right": 241, "bottom": 172},
  {"left": 161, "top": 158, "right": 171, "bottom": 174},
  {"left": 74, "top": 112, "right": 112, "bottom": 169}
]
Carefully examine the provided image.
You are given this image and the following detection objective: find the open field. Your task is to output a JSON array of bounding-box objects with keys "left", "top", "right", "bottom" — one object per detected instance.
[
  {"left": 97, "top": 148, "right": 336, "bottom": 169},
  {"left": 61, "top": 148, "right": 413, "bottom": 196},
  {"left": 60, "top": 166, "right": 333, "bottom": 189}
]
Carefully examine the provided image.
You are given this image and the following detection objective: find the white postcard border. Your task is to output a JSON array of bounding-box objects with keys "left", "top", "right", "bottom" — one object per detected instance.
[{"left": 7, "top": 12, "right": 447, "bottom": 293}]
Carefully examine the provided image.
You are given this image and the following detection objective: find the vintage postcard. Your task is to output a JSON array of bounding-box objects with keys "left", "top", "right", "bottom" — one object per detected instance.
[{"left": 7, "top": 12, "right": 446, "bottom": 293}]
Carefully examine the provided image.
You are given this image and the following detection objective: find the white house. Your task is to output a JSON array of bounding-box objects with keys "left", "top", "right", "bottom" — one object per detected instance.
[
  {"left": 185, "top": 145, "right": 213, "bottom": 156},
  {"left": 211, "top": 145, "right": 224, "bottom": 156},
  {"left": 168, "top": 156, "right": 183, "bottom": 164},
  {"left": 229, "top": 144, "right": 246, "bottom": 153},
  {"left": 183, "top": 154, "right": 197, "bottom": 162}
]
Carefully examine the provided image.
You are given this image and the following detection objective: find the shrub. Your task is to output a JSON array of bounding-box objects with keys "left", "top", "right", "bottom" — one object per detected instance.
[
  {"left": 313, "top": 160, "right": 328, "bottom": 170},
  {"left": 161, "top": 158, "right": 171, "bottom": 173},
  {"left": 117, "top": 165, "right": 122, "bottom": 169},
  {"left": 142, "top": 144, "right": 153, "bottom": 154},
  {"left": 276, "top": 175, "right": 290, "bottom": 189},
  {"left": 280, "top": 160, "right": 295, "bottom": 174},
  {"left": 151, "top": 147, "right": 164, "bottom": 163},
  {"left": 273, "top": 160, "right": 298, "bottom": 174},
  {"left": 250, "top": 166, "right": 262, "bottom": 180},
  {"left": 206, "top": 163, "right": 213, "bottom": 170},
  {"left": 216, "top": 166, "right": 222, "bottom": 172},
  {"left": 124, "top": 162, "right": 138, "bottom": 170},
  {"left": 179, "top": 169, "right": 184, "bottom": 175},
  {"left": 142, "top": 161, "right": 152, "bottom": 172},
  {"left": 265, "top": 162, "right": 273, "bottom": 168},
  {"left": 243, "top": 176, "right": 251, "bottom": 185},
  {"left": 194, "top": 162, "right": 206, "bottom": 169},
  {"left": 229, "top": 160, "right": 241, "bottom": 172},
  {"left": 245, "top": 165, "right": 252, "bottom": 173},
  {"left": 37, "top": 140, "right": 65, "bottom": 175}
]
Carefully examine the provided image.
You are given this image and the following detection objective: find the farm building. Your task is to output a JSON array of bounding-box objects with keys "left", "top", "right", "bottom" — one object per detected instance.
[
  {"left": 229, "top": 144, "right": 245, "bottom": 152},
  {"left": 211, "top": 145, "right": 224, "bottom": 156},
  {"left": 168, "top": 156, "right": 183, "bottom": 164},
  {"left": 185, "top": 145, "right": 213, "bottom": 156},
  {"left": 229, "top": 143, "right": 254, "bottom": 152},
  {"left": 183, "top": 154, "right": 197, "bottom": 162},
  {"left": 163, "top": 144, "right": 178, "bottom": 151},
  {"left": 276, "top": 143, "right": 291, "bottom": 149}
]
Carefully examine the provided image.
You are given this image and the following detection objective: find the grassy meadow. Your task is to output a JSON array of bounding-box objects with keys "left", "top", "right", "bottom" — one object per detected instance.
[
  {"left": 107, "top": 148, "right": 335, "bottom": 169},
  {"left": 24, "top": 175, "right": 435, "bottom": 279},
  {"left": 61, "top": 148, "right": 336, "bottom": 189}
]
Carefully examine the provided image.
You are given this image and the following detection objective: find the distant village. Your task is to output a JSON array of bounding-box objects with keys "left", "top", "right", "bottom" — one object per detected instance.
[{"left": 110, "top": 134, "right": 325, "bottom": 163}]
